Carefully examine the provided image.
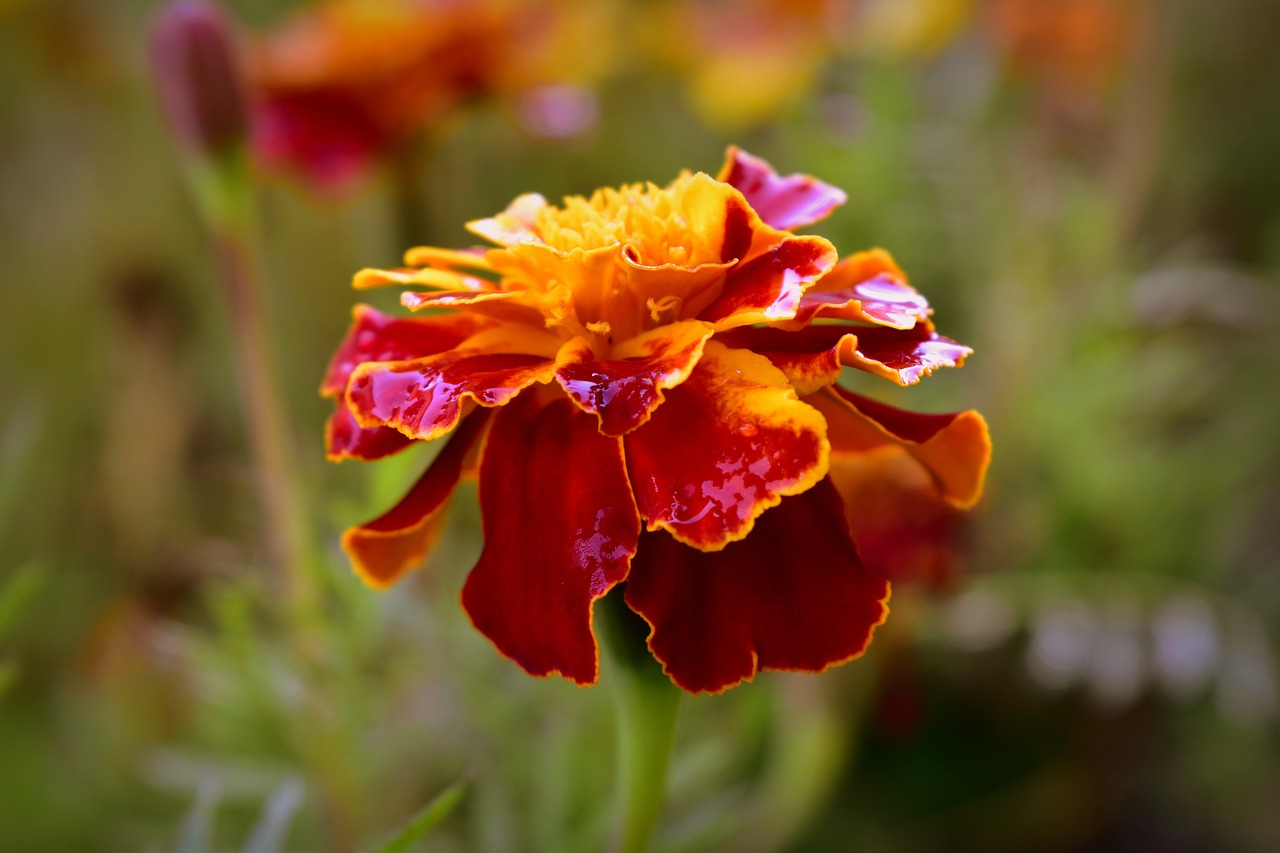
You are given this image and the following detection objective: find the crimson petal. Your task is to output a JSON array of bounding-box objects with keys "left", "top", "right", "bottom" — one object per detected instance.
[
  {"left": 555, "top": 320, "right": 713, "bottom": 436},
  {"left": 625, "top": 477, "right": 890, "bottom": 694},
  {"left": 717, "top": 146, "right": 847, "bottom": 231},
  {"left": 462, "top": 395, "right": 639, "bottom": 686},
  {"left": 721, "top": 324, "right": 970, "bottom": 389},
  {"left": 342, "top": 411, "right": 489, "bottom": 589},
  {"left": 347, "top": 350, "right": 558, "bottom": 442},
  {"left": 623, "top": 342, "right": 828, "bottom": 550},
  {"left": 321, "top": 305, "right": 489, "bottom": 397},
  {"left": 325, "top": 405, "right": 414, "bottom": 461},
  {"left": 697, "top": 236, "right": 836, "bottom": 330}
]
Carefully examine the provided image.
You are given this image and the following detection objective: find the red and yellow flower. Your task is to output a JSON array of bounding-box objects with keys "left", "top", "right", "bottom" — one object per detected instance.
[{"left": 323, "top": 148, "right": 990, "bottom": 693}]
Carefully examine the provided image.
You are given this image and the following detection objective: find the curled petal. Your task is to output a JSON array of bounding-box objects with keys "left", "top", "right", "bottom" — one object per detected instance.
[
  {"left": 342, "top": 411, "right": 489, "bottom": 589},
  {"left": 555, "top": 320, "right": 714, "bottom": 436},
  {"left": 346, "top": 330, "right": 566, "bottom": 441},
  {"left": 624, "top": 341, "right": 829, "bottom": 550},
  {"left": 467, "top": 192, "right": 549, "bottom": 246},
  {"left": 321, "top": 305, "right": 490, "bottom": 397},
  {"left": 698, "top": 235, "right": 837, "bottom": 330},
  {"left": 812, "top": 386, "right": 991, "bottom": 508},
  {"left": 353, "top": 266, "right": 489, "bottom": 291},
  {"left": 400, "top": 288, "right": 547, "bottom": 327},
  {"left": 325, "top": 404, "right": 414, "bottom": 462},
  {"left": 779, "top": 250, "right": 930, "bottom": 331},
  {"left": 716, "top": 146, "right": 847, "bottom": 231},
  {"left": 625, "top": 477, "right": 890, "bottom": 694},
  {"left": 827, "top": 446, "right": 965, "bottom": 589},
  {"left": 722, "top": 324, "right": 970, "bottom": 389},
  {"left": 844, "top": 325, "right": 972, "bottom": 385},
  {"left": 462, "top": 395, "right": 639, "bottom": 686}
]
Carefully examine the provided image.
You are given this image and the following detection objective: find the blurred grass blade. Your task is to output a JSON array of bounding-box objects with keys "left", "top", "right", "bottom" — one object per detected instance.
[
  {"left": 176, "top": 780, "right": 220, "bottom": 853},
  {"left": 0, "top": 658, "right": 18, "bottom": 698},
  {"left": 242, "top": 777, "right": 305, "bottom": 853},
  {"left": 0, "top": 563, "right": 42, "bottom": 638},
  {"left": 0, "top": 407, "right": 41, "bottom": 531},
  {"left": 367, "top": 777, "right": 470, "bottom": 853}
]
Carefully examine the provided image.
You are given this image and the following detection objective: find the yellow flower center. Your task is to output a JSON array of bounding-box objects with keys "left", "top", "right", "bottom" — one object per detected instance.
[{"left": 532, "top": 173, "right": 724, "bottom": 269}]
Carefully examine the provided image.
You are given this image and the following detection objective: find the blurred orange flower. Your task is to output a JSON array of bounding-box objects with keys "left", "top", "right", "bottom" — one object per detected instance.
[
  {"left": 987, "top": 0, "right": 1144, "bottom": 96},
  {"left": 323, "top": 148, "right": 990, "bottom": 693},
  {"left": 248, "top": 0, "right": 616, "bottom": 191}
]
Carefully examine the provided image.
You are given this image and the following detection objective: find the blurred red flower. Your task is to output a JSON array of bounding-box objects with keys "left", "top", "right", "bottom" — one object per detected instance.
[{"left": 323, "top": 148, "right": 990, "bottom": 693}]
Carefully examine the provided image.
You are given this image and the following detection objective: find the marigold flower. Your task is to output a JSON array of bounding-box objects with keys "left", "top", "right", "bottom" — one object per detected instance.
[
  {"left": 248, "top": 0, "right": 617, "bottom": 191},
  {"left": 324, "top": 148, "right": 991, "bottom": 693}
]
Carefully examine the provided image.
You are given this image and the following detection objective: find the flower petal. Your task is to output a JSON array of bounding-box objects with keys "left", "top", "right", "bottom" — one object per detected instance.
[
  {"left": 846, "top": 325, "right": 972, "bottom": 385},
  {"left": 624, "top": 341, "right": 829, "bottom": 550},
  {"left": 697, "top": 235, "right": 837, "bottom": 330},
  {"left": 320, "top": 304, "right": 490, "bottom": 398},
  {"left": 399, "top": 288, "right": 547, "bottom": 327},
  {"left": 811, "top": 386, "right": 991, "bottom": 508},
  {"left": 342, "top": 411, "right": 489, "bottom": 589},
  {"left": 325, "top": 404, "right": 414, "bottom": 461},
  {"left": 462, "top": 395, "right": 639, "bottom": 686},
  {"left": 555, "top": 320, "right": 714, "bottom": 436},
  {"left": 624, "top": 477, "right": 890, "bottom": 694},
  {"left": 778, "top": 250, "right": 931, "bottom": 331},
  {"left": 721, "top": 324, "right": 971, "bottom": 389},
  {"left": 347, "top": 345, "right": 561, "bottom": 442},
  {"left": 716, "top": 146, "right": 847, "bottom": 231},
  {"left": 467, "top": 192, "right": 549, "bottom": 246},
  {"left": 827, "top": 446, "right": 964, "bottom": 589}
]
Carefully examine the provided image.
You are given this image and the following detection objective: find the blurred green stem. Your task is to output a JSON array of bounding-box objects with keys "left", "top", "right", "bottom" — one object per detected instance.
[
  {"left": 599, "top": 590, "right": 680, "bottom": 853},
  {"left": 187, "top": 151, "right": 317, "bottom": 620}
]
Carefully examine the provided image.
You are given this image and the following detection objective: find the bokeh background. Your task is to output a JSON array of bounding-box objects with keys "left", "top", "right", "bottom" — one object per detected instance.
[{"left": 2, "top": 0, "right": 1279, "bottom": 850}]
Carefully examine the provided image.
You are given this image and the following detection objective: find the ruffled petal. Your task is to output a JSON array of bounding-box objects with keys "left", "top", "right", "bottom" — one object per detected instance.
[
  {"left": 342, "top": 411, "right": 489, "bottom": 589},
  {"left": 811, "top": 386, "right": 991, "bottom": 508},
  {"left": 827, "top": 446, "right": 964, "bottom": 589},
  {"left": 555, "top": 320, "right": 714, "bottom": 436},
  {"left": 847, "top": 325, "right": 972, "bottom": 385},
  {"left": 624, "top": 341, "right": 829, "bottom": 550},
  {"left": 325, "top": 404, "right": 414, "bottom": 461},
  {"left": 462, "top": 395, "right": 639, "bottom": 686},
  {"left": 624, "top": 477, "right": 890, "bottom": 694},
  {"left": 716, "top": 145, "right": 847, "bottom": 231},
  {"left": 721, "top": 324, "right": 971, "bottom": 389},
  {"left": 346, "top": 326, "right": 565, "bottom": 441},
  {"left": 320, "top": 305, "right": 490, "bottom": 397},
  {"left": 466, "top": 192, "right": 549, "bottom": 246},
  {"left": 697, "top": 235, "right": 837, "bottom": 330},
  {"left": 399, "top": 288, "right": 547, "bottom": 327},
  {"left": 353, "top": 266, "right": 490, "bottom": 291},
  {"left": 776, "top": 250, "right": 931, "bottom": 331}
]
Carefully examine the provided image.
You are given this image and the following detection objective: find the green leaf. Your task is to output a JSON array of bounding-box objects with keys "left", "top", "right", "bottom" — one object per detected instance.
[{"left": 367, "top": 776, "right": 471, "bottom": 853}]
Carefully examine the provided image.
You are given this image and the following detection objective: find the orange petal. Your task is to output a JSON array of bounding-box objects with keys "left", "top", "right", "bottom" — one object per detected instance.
[
  {"left": 811, "top": 387, "right": 991, "bottom": 509},
  {"left": 342, "top": 411, "right": 489, "bottom": 589},
  {"left": 625, "top": 477, "right": 889, "bottom": 694},
  {"left": 623, "top": 341, "right": 829, "bottom": 550},
  {"left": 555, "top": 320, "right": 715, "bottom": 436},
  {"left": 716, "top": 146, "right": 847, "bottom": 231},
  {"left": 462, "top": 395, "right": 639, "bottom": 686},
  {"left": 828, "top": 446, "right": 965, "bottom": 590}
]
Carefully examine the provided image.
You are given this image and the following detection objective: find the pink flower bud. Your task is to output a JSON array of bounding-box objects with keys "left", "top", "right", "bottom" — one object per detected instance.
[{"left": 149, "top": 0, "right": 247, "bottom": 159}]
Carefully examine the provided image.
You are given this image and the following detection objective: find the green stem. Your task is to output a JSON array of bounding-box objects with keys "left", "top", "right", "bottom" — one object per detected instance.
[
  {"left": 186, "top": 150, "right": 318, "bottom": 620},
  {"left": 598, "top": 590, "right": 681, "bottom": 853}
]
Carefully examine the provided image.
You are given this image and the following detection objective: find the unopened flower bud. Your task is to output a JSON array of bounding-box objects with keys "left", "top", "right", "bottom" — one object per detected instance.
[{"left": 149, "top": 0, "right": 247, "bottom": 159}]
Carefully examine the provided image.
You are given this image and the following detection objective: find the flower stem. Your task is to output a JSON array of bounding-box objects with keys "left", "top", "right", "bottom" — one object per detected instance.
[
  {"left": 189, "top": 150, "right": 318, "bottom": 618},
  {"left": 598, "top": 589, "right": 680, "bottom": 853}
]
